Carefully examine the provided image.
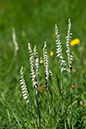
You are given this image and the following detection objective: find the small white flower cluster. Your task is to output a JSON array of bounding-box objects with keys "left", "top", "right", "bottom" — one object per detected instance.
[
  {"left": 66, "top": 19, "right": 73, "bottom": 68},
  {"left": 20, "top": 66, "right": 30, "bottom": 103},
  {"left": 28, "top": 43, "right": 39, "bottom": 91},
  {"left": 56, "top": 19, "right": 73, "bottom": 73},
  {"left": 55, "top": 24, "right": 66, "bottom": 72},
  {"left": 43, "top": 42, "right": 49, "bottom": 80},
  {"left": 33, "top": 45, "right": 39, "bottom": 78},
  {"left": 12, "top": 28, "right": 19, "bottom": 56}
]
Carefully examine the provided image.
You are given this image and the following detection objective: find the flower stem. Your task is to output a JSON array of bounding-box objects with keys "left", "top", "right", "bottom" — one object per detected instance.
[
  {"left": 41, "top": 63, "right": 45, "bottom": 111},
  {"left": 52, "top": 58, "right": 56, "bottom": 100},
  {"left": 35, "top": 90, "right": 41, "bottom": 129},
  {"left": 60, "top": 69, "right": 64, "bottom": 113},
  {"left": 70, "top": 69, "right": 73, "bottom": 128}
]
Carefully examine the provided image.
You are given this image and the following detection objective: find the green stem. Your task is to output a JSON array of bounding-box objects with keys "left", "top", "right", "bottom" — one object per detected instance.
[
  {"left": 41, "top": 64, "right": 45, "bottom": 82},
  {"left": 35, "top": 90, "right": 41, "bottom": 129},
  {"left": 70, "top": 69, "right": 73, "bottom": 129},
  {"left": 61, "top": 68, "right": 64, "bottom": 113},
  {"left": 52, "top": 59, "right": 56, "bottom": 100},
  {"left": 53, "top": 59, "right": 56, "bottom": 90},
  {"left": 41, "top": 64, "right": 45, "bottom": 111}
]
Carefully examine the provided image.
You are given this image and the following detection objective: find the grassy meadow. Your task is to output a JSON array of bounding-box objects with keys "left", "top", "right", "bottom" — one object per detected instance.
[{"left": 0, "top": 0, "right": 86, "bottom": 128}]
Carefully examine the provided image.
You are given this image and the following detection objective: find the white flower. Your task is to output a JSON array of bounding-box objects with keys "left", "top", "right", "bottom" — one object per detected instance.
[
  {"left": 55, "top": 24, "right": 66, "bottom": 72},
  {"left": 33, "top": 45, "right": 39, "bottom": 78},
  {"left": 43, "top": 42, "right": 49, "bottom": 80},
  {"left": 66, "top": 19, "right": 73, "bottom": 68},
  {"left": 20, "top": 66, "right": 30, "bottom": 103},
  {"left": 12, "top": 28, "right": 19, "bottom": 56},
  {"left": 28, "top": 43, "right": 39, "bottom": 91}
]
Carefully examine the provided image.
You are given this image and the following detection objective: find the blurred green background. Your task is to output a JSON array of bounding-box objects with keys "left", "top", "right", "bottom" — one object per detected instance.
[
  {"left": 0, "top": 0, "right": 86, "bottom": 128},
  {"left": 0, "top": 0, "right": 86, "bottom": 71}
]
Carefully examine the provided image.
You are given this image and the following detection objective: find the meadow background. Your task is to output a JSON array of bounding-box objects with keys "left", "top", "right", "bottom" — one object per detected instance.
[{"left": 0, "top": 0, "right": 86, "bottom": 128}]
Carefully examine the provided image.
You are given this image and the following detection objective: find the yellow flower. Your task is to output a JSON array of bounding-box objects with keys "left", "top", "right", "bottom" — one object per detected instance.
[
  {"left": 50, "top": 51, "right": 54, "bottom": 59},
  {"left": 70, "top": 38, "right": 80, "bottom": 46}
]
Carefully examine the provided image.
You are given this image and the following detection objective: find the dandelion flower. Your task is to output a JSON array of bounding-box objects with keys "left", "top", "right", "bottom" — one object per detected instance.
[{"left": 70, "top": 38, "right": 80, "bottom": 46}]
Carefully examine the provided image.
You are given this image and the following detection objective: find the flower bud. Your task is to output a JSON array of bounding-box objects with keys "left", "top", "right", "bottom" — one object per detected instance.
[
  {"left": 50, "top": 51, "right": 54, "bottom": 59},
  {"left": 40, "top": 57, "right": 43, "bottom": 64}
]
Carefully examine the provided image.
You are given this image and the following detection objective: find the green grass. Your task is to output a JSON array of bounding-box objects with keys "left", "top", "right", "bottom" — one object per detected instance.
[{"left": 0, "top": 0, "right": 86, "bottom": 128}]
